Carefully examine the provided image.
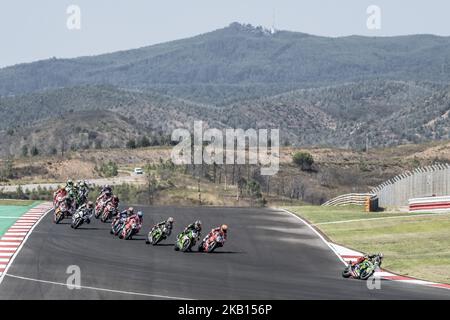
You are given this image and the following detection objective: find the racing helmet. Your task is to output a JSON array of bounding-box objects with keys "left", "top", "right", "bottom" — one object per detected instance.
[
  {"left": 137, "top": 211, "right": 143, "bottom": 218},
  {"left": 221, "top": 224, "right": 228, "bottom": 232},
  {"left": 167, "top": 217, "right": 174, "bottom": 224},
  {"left": 195, "top": 220, "right": 202, "bottom": 230},
  {"left": 87, "top": 201, "right": 94, "bottom": 208}
]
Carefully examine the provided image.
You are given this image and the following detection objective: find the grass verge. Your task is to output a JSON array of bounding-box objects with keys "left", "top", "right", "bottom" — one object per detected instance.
[{"left": 283, "top": 205, "right": 450, "bottom": 284}]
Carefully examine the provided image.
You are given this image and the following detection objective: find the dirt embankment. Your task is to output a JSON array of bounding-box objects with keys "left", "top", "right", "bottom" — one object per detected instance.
[{"left": 2, "top": 141, "right": 450, "bottom": 204}]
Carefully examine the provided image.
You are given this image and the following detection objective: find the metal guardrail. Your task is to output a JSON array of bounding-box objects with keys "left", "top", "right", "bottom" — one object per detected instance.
[{"left": 322, "top": 193, "right": 377, "bottom": 206}]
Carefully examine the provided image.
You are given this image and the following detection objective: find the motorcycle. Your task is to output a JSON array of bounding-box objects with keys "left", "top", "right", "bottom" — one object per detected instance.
[
  {"left": 75, "top": 194, "right": 87, "bottom": 210},
  {"left": 120, "top": 217, "right": 140, "bottom": 240},
  {"left": 100, "top": 202, "right": 117, "bottom": 223},
  {"left": 198, "top": 231, "right": 226, "bottom": 253},
  {"left": 71, "top": 208, "right": 91, "bottom": 229},
  {"left": 146, "top": 224, "right": 171, "bottom": 245},
  {"left": 174, "top": 230, "right": 200, "bottom": 252},
  {"left": 94, "top": 196, "right": 107, "bottom": 219},
  {"left": 54, "top": 200, "right": 70, "bottom": 224},
  {"left": 110, "top": 216, "right": 124, "bottom": 235},
  {"left": 342, "top": 255, "right": 383, "bottom": 280},
  {"left": 53, "top": 189, "right": 67, "bottom": 209}
]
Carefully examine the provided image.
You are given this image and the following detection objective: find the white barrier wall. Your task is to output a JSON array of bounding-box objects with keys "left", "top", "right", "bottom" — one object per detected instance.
[
  {"left": 408, "top": 195, "right": 450, "bottom": 213},
  {"left": 372, "top": 164, "right": 450, "bottom": 207}
]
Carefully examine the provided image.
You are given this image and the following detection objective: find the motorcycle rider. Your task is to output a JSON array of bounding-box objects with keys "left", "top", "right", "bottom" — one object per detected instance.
[
  {"left": 66, "top": 190, "right": 77, "bottom": 213},
  {"left": 78, "top": 181, "right": 90, "bottom": 198},
  {"left": 199, "top": 224, "right": 227, "bottom": 249},
  {"left": 350, "top": 253, "right": 383, "bottom": 267},
  {"left": 147, "top": 217, "right": 174, "bottom": 243},
  {"left": 53, "top": 186, "right": 67, "bottom": 207},
  {"left": 177, "top": 220, "right": 202, "bottom": 248},
  {"left": 205, "top": 224, "right": 228, "bottom": 241},
  {"left": 75, "top": 180, "right": 89, "bottom": 208},
  {"left": 183, "top": 220, "right": 202, "bottom": 235},
  {"left": 65, "top": 179, "right": 75, "bottom": 193},
  {"left": 152, "top": 217, "right": 174, "bottom": 236},
  {"left": 127, "top": 211, "right": 144, "bottom": 229},
  {"left": 75, "top": 201, "right": 94, "bottom": 224},
  {"left": 111, "top": 207, "right": 135, "bottom": 234},
  {"left": 96, "top": 185, "right": 113, "bottom": 214},
  {"left": 119, "top": 211, "right": 144, "bottom": 239},
  {"left": 99, "top": 185, "right": 113, "bottom": 200},
  {"left": 110, "top": 195, "right": 120, "bottom": 209}
]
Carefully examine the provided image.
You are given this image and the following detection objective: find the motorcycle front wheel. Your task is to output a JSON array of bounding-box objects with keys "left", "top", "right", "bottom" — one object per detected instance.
[
  {"left": 207, "top": 242, "right": 217, "bottom": 253},
  {"left": 72, "top": 218, "right": 83, "bottom": 229},
  {"left": 152, "top": 233, "right": 163, "bottom": 245},
  {"left": 359, "top": 269, "right": 374, "bottom": 280},
  {"left": 342, "top": 267, "right": 352, "bottom": 278},
  {"left": 54, "top": 212, "right": 64, "bottom": 224},
  {"left": 181, "top": 239, "right": 191, "bottom": 252}
]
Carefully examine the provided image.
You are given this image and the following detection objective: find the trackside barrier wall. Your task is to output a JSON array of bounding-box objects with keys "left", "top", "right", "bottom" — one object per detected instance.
[
  {"left": 409, "top": 195, "right": 450, "bottom": 213},
  {"left": 371, "top": 163, "right": 450, "bottom": 207}
]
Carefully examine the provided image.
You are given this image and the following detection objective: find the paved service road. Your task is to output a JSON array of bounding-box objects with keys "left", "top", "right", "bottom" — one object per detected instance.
[{"left": 0, "top": 206, "right": 448, "bottom": 299}]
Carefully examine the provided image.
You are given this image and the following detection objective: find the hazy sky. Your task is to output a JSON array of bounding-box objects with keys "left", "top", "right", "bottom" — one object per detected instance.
[{"left": 1, "top": 0, "right": 449, "bottom": 68}]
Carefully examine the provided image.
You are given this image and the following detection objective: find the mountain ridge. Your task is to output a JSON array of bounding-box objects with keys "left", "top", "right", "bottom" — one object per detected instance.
[{"left": 1, "top": 22, "right": 450, "bottom": 98}]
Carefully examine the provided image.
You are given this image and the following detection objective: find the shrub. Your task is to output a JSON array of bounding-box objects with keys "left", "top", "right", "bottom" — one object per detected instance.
[
  {"left": 292, "top": 152, "right": 314, "bottom": 171},
  {"left": 99, "top": 161, "right": 118, "bottom": 177}
]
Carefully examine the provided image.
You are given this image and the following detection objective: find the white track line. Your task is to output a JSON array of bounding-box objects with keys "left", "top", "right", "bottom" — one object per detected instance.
[
  {"left": 4, "top": 274, "right": 193, "bottom": 300},
  {"left": 279, "top": 209, "right": 346, "bottom": 265}
]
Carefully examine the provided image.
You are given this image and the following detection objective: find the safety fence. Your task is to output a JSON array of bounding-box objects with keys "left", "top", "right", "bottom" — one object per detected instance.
[
  {"left": 371, "top": 163, "right": 450, "bottom": 207},
  {"left": 321, "top": 193, "right": 377, "bottom": 206}
]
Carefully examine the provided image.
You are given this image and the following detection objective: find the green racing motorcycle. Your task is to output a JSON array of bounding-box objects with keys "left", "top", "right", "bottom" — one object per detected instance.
[
  {"left": 174, "top": 229, "right": 200, "bottom": 252},
  {"left": 146, "top": 224, "right": 170, "bottom": 245},
  {"left": 342, "top": 254, "right": 383, "bottom": 280}
]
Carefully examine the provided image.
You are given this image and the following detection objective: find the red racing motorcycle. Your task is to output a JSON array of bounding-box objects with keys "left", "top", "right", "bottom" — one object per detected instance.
[
  {"left": 100, "top": 202, "right": 117, "bottom": 223},
  {"left": 198, "top": 230, "right": 226, "bottom": 253},
  {"left": 53, "top": 188, "right": 67, "bottom": 209},
  {"left": 120, "top": 216, "right": 141, "bottom": 240}
]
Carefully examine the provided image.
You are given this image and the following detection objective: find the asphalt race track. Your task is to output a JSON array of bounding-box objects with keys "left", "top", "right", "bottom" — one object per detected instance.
[{"left": 0, "top": 206, "right": 448, "bottom": 299}]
